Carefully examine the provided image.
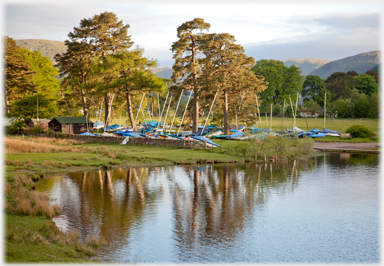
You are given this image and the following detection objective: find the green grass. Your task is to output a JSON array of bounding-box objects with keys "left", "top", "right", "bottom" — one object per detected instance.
[{"left": 6, "top": 215, "right": 103, "bottom": 263}]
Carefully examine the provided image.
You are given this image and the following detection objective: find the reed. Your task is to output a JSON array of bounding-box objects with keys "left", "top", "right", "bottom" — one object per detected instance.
[
  {"left": 86, "top": 234, "right": 107, "bottom": 248},
  {"left": 9, "top": 180, "right": 62, "bottom": 218},
  {"left": 5, "top": 138, "right": 78, "bottom": 153}
]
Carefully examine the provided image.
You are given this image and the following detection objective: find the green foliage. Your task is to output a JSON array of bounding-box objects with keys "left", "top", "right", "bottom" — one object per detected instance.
[
  {"left": 246, "top": 137, "right": 314, "bottom": 160},
  {"left": 10, "top": 94, "right": 58, "bottom": 122},
  {"left": 252, "top": 59, "right": 303, "bottom": 110},
  {"left": 304, "top": 98, "right": 321, "bottom": 115},
  {"left": 325, "top": 71, "right": 356, "bottom": 102},
  {"left": 171, "top": 18, "right": 211, "bottom": 132},
  {"left": 353, "top": 74, "right": 378, "bottom": 96},
  {"left": 4, "top": 36, "right": 36, "bottom": 116},
  {"left": 272, "top": 103, "right": 282, "bottom": 116},
  {"left": 8, "top": 118, "right": 25, "bottom": 134},
  {"left": 302, "top": 75, "right": 327, "bottom": 106},
  {"left": 20, "top": 48, "right": 60, "bottom": 99},
  {"left": 345, "top": 124, "right": 373, "bottom": 138},
  {"left": 31, "top": 125, "right": 45, "bottom": 134}
]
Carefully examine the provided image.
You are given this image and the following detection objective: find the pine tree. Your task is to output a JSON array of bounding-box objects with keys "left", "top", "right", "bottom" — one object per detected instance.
[
  {"left": 171, "top": 18, "right": 211, "bottom": 133},
  {"left": 4, "top": 36, "right": 35, "bottom": 116},
  {"left": 200, "top": 33, "right": 267, "bottom": 134},
  {"left": 55, "top": 12, "right": 133, "bottom": 119}
]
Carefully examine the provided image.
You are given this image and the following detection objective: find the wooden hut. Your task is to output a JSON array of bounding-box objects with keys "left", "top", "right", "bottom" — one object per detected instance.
[
  {"left": 27, "top": 118, "right": 51, "bottom": 131},
  {"left": 48, "top": 117, "right": 94, "bottom": 134}
]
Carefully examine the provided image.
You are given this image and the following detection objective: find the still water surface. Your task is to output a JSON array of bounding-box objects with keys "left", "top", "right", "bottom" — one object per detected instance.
[{"left": 36, "top": 153, "right": 379, "bottom": 263}]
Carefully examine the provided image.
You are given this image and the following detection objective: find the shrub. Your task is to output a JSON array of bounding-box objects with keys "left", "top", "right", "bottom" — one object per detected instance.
[
  {"left": 31, "top": 124, "right": 45, "bottom": 134},
  {"left": 345, "top": 124, "right": 372, "bottom": 138},
  {"left": 8, "top": 118, "right": 25, "bottom": 134}
]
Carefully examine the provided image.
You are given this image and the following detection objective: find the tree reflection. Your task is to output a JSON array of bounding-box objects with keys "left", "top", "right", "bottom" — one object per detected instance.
[{"left": 41, "top": 153, "right": 378, "bottom": 262}]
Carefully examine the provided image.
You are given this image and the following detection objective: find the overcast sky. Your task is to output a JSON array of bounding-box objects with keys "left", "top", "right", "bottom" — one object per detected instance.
[{"left": 3, "top": 0, "right": 382, "bottom": 68}]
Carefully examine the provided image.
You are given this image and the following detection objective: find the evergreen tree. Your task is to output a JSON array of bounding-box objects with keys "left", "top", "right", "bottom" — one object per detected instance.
[
  {"left": 55, "top": 12, "right": 133, "bottom": 119},
  {"left": 200, "top": 33, "right": 267, "bottom": 134},
  {"left": 171, "top": 18, "right": 211, "bottom": 133},
  {"left": 4, "top": 36, "right": 35, "bottom": 116}
]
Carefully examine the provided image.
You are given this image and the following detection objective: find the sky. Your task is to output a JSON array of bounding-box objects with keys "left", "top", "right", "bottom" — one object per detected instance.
[{"left": 2, "top": 0, "right": 382, "bottom": 68}]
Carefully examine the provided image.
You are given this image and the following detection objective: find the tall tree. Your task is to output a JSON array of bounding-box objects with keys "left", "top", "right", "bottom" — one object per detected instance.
[
  {"left": 302, "top": 75, "right": 327, "bottom": 106},
  {"left": 353, "top": 74, "right": 378, "bottom": 96},
  {"left": 251, "top": 59, "right": 303, "bottom": 110},
  {"left": 171, "top": 18, "right": 211, "bottom": 133},
  {"left": 90, "top": 49, "right": 166, "bottom": 128},
  {"left": 21, "top": 48, "right": 61, "bottom": 102},
  {"left": 55, "top": 12, "right": 133, "bottom": 119},
  {"left": 324, "top": 71, "right": 356, "bottom": 102},
  {"left": 4, "top": 36, "right": 35, "bottom": 116},
  {"left": 55, "top": 39, "right": 96, "bottom": 118},
  {"left": 200, "top": 33, "right": 267, "bottom": 134}
]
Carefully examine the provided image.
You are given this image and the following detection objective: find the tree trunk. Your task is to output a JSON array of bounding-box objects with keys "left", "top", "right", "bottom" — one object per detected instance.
[
  {"left": 104, "top": 93, "right": 110, "bottom": 127},
  {"left": 80, "top": 78, "right": 88, "bottom": 117},
  {"left": 192, "top": 75, "right": 199, "bottom": 133},
  {"left": 126, "top": 89, "right": 135, "bottom": 128},
  {"left": 4, "top": 87, "right": 10, "bottom": 117},
  {"left": 81, "top": 91, "right": 88, "bottom": 117},
  {"left": 223, "top": 89, "right": 229, "bottom": 135}
]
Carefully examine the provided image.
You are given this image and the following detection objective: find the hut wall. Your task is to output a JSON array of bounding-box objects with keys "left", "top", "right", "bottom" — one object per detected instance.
[{"left": 48, "top": 120, "right": 62, "bottom": 132}]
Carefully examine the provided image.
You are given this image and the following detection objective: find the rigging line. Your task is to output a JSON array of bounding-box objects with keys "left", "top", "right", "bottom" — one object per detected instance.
[
  {"left": 162, "top": 94, "right": 173, "bottom": 133},
  {"left": 133, "top": 93, "right": 145, "bottom": 129},
  {"left": 289, "top": 95, "right": 295, "bottom": 127},
  {"left": 160, "top": 90, "right": 169, "bottom": 123},
  {"left": 201, "top": 90, "right": 219, "bottom": 136},
  {"left": 169, "top": 89, "right": 184, "bottom": 134},
  {"left": 177, "top": 90, "right": 193, "bottom": 136},
  {"left": 255, "top": 94, "right": 261, "bottom": 128},
  {"left": 156, "top": 90, "right": 169, "bottom": 136}
]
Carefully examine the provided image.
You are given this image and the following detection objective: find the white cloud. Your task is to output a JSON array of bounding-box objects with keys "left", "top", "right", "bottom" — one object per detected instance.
[{"left": 3, "top": 1, "right": 381, "bottom": 67}]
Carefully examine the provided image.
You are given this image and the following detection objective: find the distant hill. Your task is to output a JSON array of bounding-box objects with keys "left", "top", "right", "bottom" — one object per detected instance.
[
  {"left": 308, "top": 51, "right": 380, "bottom": 79},
  {"left": 15, "top": 39, "right": 66, "bottom": 63},
  {"left": 151, "top": 67, "right": 173, "bottom": 79},
  {"left": 280, "top": 58, "right": 330, "bottom": 76}
]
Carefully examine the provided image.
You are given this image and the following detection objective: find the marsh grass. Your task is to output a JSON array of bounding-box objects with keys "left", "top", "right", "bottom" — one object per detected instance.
[
  {"left": 7, "top": 174, "right": 62, "bottom": 218},
  {"left": 5, "top": 138, "right": 79, "bottom": 153},
  {"left": 6, "top": 214, "right": 107, "bottom": 263}
]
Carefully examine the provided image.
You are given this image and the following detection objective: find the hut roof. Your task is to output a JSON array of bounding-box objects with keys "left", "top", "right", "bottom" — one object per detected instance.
[
  {"left": 30, "top": 118, "right": 51, "bottom": 124},
  {"left": 51, "top": 117, "right": 93, "bottom": 124}
]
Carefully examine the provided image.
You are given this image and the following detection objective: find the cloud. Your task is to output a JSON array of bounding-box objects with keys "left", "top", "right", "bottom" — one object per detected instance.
[{"left": 4, "top": 2, "right": 381, "bottom": 67}]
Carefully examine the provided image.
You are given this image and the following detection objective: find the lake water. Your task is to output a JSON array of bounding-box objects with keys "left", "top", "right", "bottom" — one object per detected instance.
[{"left": 36, "top": 153, "right": 380, "bottom": 263}]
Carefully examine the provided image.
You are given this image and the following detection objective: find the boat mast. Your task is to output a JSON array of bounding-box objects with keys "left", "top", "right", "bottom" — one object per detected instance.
[
  {"left": 200, "top": 90, "right": 219, "bottom": 136},
  {"left": 177, "top": 90, "right": 193, "bottom": 136},
  {"left": 169, "top": 90, "right": 184, "bottom": 134}
]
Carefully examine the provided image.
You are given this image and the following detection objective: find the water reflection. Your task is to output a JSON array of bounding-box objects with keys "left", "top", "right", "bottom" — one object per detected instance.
[{"left": 36, "top": 153, "right": 379, "bottom": 263}]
